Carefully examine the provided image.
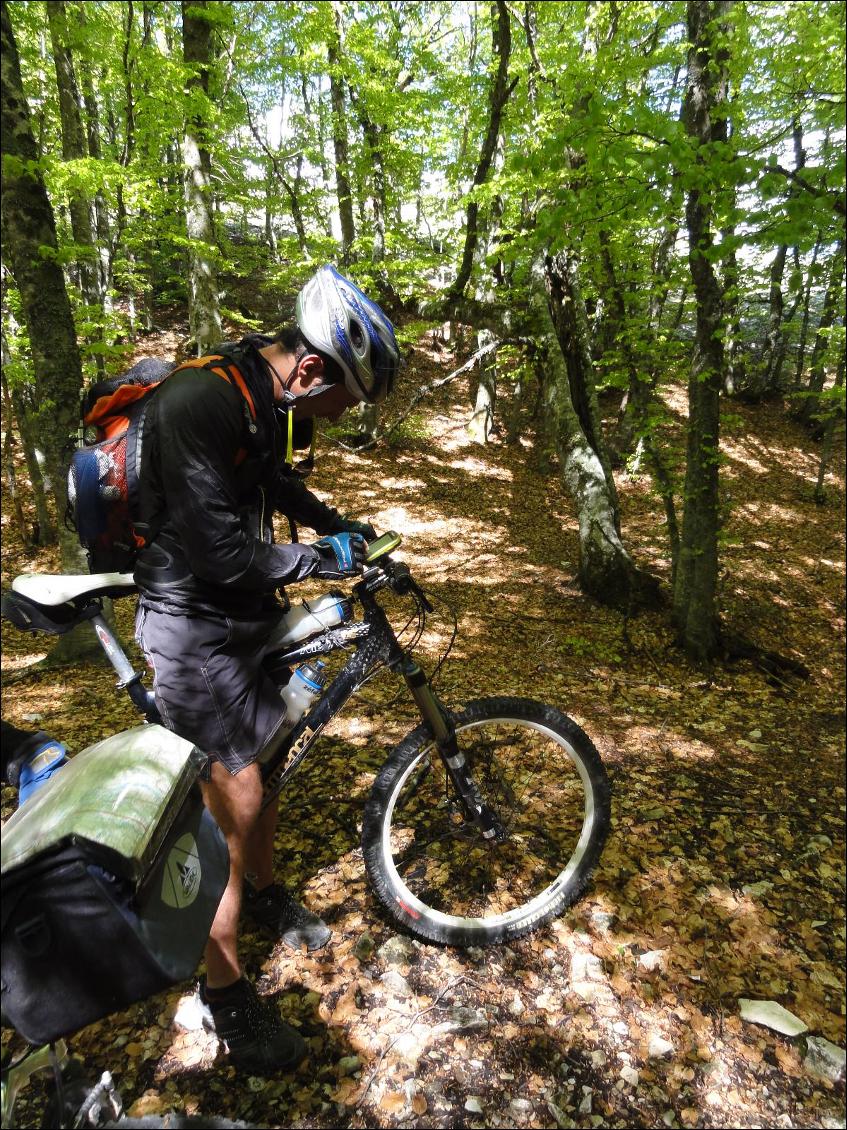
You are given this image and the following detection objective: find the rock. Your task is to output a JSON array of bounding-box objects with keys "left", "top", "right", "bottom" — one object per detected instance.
[
  {"left": 578, "top": 1090, "right": 593, "bottom": 1114},
  {"left": 620, "top": 1066, "right": 640, "bottom": 1087},
  {"left": 354, "top": 933, "right": 375, "bottom": 961},
  {"left": 571, "top": 952, "right": 604, "bottom": 981},
  {"left": 435, "top": 1006, "right": 488, "bottom": 1034},
  {"left": 590, "top": 910, "right": 616, "bottom": 933},
  {"left": 546, "top": 1098, "right": 574, "bottom": 1128},
  {"left": 741, "top": 880, "right": 774, "bottom": 897},
  {"left": 464, "top": 1097, "right": 484, "bottom": 1113},
  {"left": 738, "top": 999, "right": 808, "bottom": 1036},
  {"left": 337, "top": 1055, "right": 361, "bottom": 1076},
  {"left": 464, "top": 946, "right": 486, "bottom": 962},
  {"left": 637, "top": 949, "right": 667, "bottom": 973},
  {"left": 377, "top": 935, "right": 416, "bottom": 966},
  {"left": 590, "top": 1050, "right": 607, "bottom": 1068},
  {"left": 510, "top": 1097, "right": 532, "bottom": 1113},
  {"left": 380, "top": 969, "right": 411, "bottom": 997},
  {"left": 648, "top": 1035, "right": 675, "bottom": 1059},
  {"left": 509, "top": 992, "right": 525, "bottom": 1016},
  {"left": 804, "top": 1036, "right": 846, "bottom": 1082},
  {"left": 571, "top": 982, "right": 604, "bottom": 1003}
]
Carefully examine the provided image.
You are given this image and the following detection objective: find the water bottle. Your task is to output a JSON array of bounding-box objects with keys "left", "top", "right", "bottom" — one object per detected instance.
[
  {"left": 279, "top": 660, "right": 326, "bottom": 733},
  {"left": 274, "top": 592, "right": 352, "bottom": 648}
]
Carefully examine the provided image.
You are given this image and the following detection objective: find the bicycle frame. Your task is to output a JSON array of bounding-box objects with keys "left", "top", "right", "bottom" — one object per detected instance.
[{"left": 86, "top": 560, "right": 504, "bottom": 838}]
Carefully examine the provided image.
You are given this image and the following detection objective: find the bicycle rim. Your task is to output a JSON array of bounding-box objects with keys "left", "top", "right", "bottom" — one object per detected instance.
[{"left": 370, "top": 702, "right": 608, "bottom": 943}]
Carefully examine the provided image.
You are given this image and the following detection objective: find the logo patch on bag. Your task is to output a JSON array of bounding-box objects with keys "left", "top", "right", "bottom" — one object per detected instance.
[{"left": 161, "top": 832, "right": 201, "bottom": 908}]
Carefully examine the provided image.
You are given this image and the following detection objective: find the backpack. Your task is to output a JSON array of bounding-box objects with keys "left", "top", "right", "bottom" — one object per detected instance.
[
  {"left": 67, "top": 355, "right": 258, "bottom": 574},
  {"left": 0, "top": 724, "right": 229, "bottom": 1045}
]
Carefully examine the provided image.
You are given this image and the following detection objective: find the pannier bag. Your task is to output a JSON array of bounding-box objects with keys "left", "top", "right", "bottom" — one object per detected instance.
[
  {"left": 1, "top": 725, "right": 228, "bottom": 1045},
  {"left": 67, "top": 355, "right": 257, "bottom": 574}
]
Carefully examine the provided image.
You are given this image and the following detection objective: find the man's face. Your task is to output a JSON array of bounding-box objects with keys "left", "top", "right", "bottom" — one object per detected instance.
[{"left": 287, "top": 354, "right": 359, "bottom": 421}]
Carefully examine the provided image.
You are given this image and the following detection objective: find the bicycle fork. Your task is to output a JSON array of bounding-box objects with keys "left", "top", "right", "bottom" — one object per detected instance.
[{"left": 400, "top": 658, "right": 507, "bottom": 843}]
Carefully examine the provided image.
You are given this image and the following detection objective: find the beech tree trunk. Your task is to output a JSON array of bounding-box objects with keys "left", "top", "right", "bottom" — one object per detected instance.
[
  {"left": 445, "top": 1, "right": 515, "bottom": 306},
  {"left": 531, "top": 260, "right": 657, "bottom": 609},
  {"left": 795, "top": 239, "right": 845, "bottom": 429},
  {"left": 328, "top": 1, "right": 356, "bottom": 264},
  {"left": 672, "top": 0, "right": 732, "bottom": 664},
  {"left": 2, "top": 0, "right": 103, "bottom": 661},
  {"left": 45, "top": 0, "right": 101, "bottom": 314},
  {"left": 181, "top": 0, "right": 221, "bottom": 355}
]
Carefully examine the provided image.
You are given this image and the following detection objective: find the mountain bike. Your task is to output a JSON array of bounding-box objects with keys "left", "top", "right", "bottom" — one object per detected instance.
[{"left": 3, "top": 531, "right": 611, "bottom": 950}]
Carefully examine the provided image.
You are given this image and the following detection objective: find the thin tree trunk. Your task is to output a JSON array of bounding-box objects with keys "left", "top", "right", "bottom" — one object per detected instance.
[
  {"left": 795, "top": 239, "right": 845, "bottom": 428},
  {"left": 2, "top": 0, "right": 104, "bottom": 661},
  {"left": 46, "top": 0, "right": 101, "bottom": 314},
  {"left": 544, "top": 250, "right": 620, "bottom": 523},
  {"left": 445, "top": 1, "right": 516, "bottom": 306},
  {"left": 673, "top": 0, "right": 732, "bottom": 665},
  {"left": 813, "top": 346, "right": 845, "bottom": 503},
  {"left": 75, "top": 3, "right": 112, "bottom": 307},
  {"left": 181, "top": 0, "right": 221, "bottom": 355},
  {"left": 467, "top": 329, "right": 497, "bottom": 444},
  {"left": 1, "top": 369, "right": 31, "bottom": 546},
  {"left": 328, "top": 2, "right": 355, "bottom": 264}
]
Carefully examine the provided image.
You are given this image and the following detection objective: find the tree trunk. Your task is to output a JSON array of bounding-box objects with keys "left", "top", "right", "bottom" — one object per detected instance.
[
  {"left": 791, "top": 233, "right": 822, "bottom": 390},
  {"left": 813, "top": 345, "right": 845, "bottom": 504},
  {"left": 181, "top": 0, "right": 221, "bottom": 355},
  {"left": 795, "top": 239, "right": 845, "bottom": 428},
  {"left": 445, "top": 1, "right": 515, "bottom": 306},
  {"left": 1, "top": 369, "right": 31, "bottom": 546},
  {"left": 2, "top": 0, "right": 103, "bottom": 660},
  {"left": 672, "top": 0, "right": 732, "bottom": 665},
  {"left": 543, "top": 250, "right": 620, "bottom": 523},
  {"left": 75, "top": 3, "right": 112, "bottom": 307},
  {"left": 530, "top": 260, "right": 657, "bottom": 609},
  {"left": 328, "top": 2, "right": 355, "bottom": 264},
  {"left": 45, "top": 0, "right": 101, "bottom": 314},
  {"left": 467, "top": 329, "right": 497, "bottom": 444}
]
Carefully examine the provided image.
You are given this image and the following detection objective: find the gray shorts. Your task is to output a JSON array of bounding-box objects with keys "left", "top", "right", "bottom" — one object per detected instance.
[{"left": 135, "top": 605, "right": 288, "bottom": 775}]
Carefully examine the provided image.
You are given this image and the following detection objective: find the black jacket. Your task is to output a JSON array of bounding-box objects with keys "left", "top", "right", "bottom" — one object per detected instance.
[{"left": 134, "top": 337, "right": 343, "bottom": 618}]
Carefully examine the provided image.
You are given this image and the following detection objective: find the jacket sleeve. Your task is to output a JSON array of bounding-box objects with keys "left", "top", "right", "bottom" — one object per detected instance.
[
  {"left": 155, "top": 371, "right": 321, "bottom": 589},
  {"left": 273, "top": 472, "right": 343, "bottom": 535}
]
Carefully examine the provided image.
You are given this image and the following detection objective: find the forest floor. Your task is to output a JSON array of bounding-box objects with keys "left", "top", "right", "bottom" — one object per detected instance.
[{"left": 1, "top": 319, "right": 845, "bottom": 1130}]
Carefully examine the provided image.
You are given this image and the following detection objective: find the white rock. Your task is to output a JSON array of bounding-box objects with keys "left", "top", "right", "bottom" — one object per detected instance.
[
  {"left": 738, "top": 999, "right": 808, "bottom": 1036},
  {"left": 637, "top": 949, "right": 667, "bottom": 972},
  {"left": 464, "top": 1097, "right": 484, "bottom": 1114},
  {"left": 579, "top": 1091, "right": 593, "bottom": 1113},
  {"left": 591, "top": 1050, "right": 607, "bottom": 1068},
  {"left": 804, "top": 1036, "right": 846, "bottom": 1082},
  {"left": 620, "top": 1066, "right": 640, "bottom": 1087},
  {"left": 571, "top": 952, "right": 604, "bottom": 981},
  {"left": 509, "top": 992, "right": 525, "bottom": 1016},
  {"left": 648, "top": 1035, "right": 675, "bottom": 1059}
]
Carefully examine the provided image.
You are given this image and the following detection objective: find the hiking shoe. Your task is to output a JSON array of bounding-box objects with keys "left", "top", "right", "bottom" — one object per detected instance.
[
  {"left": 198, "top": 976, "right": 307, "bottom": 1074},
  {"left": 243, "top": 882, "right": 331, "bottom": 951}
]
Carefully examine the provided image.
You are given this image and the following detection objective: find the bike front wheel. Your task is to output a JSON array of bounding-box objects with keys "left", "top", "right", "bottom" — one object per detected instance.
[{"left": 362, "top": 697, "right": 611, "bottom": 946}]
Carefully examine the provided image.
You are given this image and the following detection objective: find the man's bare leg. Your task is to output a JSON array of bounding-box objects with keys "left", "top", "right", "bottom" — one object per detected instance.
[{"left": 200, "top": 759, "right": 263, "bottom": 988}]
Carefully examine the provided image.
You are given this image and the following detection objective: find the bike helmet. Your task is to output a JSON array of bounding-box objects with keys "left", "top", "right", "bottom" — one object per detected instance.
[{"left": 295, "top": 265, "right": 400, "bottom": 404}]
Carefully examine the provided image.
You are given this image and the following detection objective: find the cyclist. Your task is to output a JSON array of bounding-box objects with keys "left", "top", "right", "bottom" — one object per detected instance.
[{"left": 133, "top": 265, "right": 400, "bottom": 1074}]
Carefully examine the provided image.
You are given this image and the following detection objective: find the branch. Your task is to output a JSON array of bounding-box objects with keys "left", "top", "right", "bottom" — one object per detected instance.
[
  {"left": 344, "top": 338, "right": 532, "bottom": 452},
  {"left": 768, "top": 165, "right": 846, "bottom": 217}
]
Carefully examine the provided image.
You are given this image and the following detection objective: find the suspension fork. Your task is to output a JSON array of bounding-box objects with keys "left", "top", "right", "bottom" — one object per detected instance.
[{"left": 399, "top": 656, "right": 506, "bottom": 842}]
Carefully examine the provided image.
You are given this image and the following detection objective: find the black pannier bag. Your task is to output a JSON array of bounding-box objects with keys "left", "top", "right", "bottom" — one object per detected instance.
[{"left": 1, "top": 725, "right": 228, "bottom": 1045}]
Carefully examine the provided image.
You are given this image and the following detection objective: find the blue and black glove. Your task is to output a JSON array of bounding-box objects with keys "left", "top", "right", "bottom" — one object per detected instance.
[
  {"left": 312, "top": 532, "right": 368, "bottom": 579},
  {"left": 328, "top": 516, "right": 378, "bottom": 542}
]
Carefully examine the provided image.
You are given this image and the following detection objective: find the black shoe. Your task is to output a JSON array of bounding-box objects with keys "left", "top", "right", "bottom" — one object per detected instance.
[
  {"left": 243, "top": 882, "right": 331, "bottom": 952},
  {"left": 198, "top": 976, "right": 307, "bottom": 1074}
]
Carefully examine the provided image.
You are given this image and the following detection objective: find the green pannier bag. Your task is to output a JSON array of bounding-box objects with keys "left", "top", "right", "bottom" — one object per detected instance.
[{"left": 1, "top": 725, "right": 228, "bottom": 1044}]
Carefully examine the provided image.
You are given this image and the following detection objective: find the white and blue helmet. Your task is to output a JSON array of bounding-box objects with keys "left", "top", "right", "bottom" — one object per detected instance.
[{"left": 295, "top": 265, "right": 400, "bottom": 404}]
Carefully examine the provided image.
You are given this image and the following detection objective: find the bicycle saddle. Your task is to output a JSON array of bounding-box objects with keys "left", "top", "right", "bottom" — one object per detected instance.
[{"left": 2, "top": 572, "right": 136, "bottom": 635}]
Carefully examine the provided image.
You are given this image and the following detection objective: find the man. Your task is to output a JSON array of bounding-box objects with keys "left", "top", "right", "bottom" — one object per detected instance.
[{"left": 133, "top": 265, "right": 400, "bottom": 1073}]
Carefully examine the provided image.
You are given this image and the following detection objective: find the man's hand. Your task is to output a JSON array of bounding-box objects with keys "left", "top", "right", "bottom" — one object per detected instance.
[
  {"left": 312, "top": 533, "right": 368, "bottom": 579},
  {"left": 329, "top": 516, "right": 378, "bottom": 542}
]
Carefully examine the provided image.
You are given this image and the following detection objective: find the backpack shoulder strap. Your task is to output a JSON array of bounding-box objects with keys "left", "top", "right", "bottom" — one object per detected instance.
[{"left": 172, "top": 355, "right": 257, "bottom": 423}]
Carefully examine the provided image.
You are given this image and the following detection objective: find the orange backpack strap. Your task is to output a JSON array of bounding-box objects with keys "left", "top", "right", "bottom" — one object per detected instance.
[{"left": 173, "top": 355, "right": 257, "bottom": 422}]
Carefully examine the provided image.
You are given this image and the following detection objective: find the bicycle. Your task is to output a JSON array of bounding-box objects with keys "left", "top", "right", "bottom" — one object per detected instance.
[{"left": 3, "top": 531, "right": 611, "bottom": 950}]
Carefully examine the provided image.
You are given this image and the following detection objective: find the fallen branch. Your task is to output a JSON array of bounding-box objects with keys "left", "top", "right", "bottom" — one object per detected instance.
[{"left": 339, "top": 337, "right": 532, "bottom": 452}]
